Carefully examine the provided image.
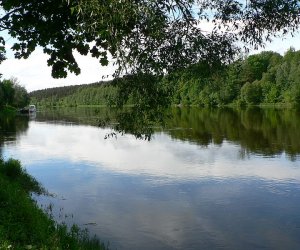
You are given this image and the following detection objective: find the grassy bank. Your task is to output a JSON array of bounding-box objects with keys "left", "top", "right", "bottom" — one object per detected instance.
[{"left": 0, "top": 157, "right": 107, "bottom": 250}]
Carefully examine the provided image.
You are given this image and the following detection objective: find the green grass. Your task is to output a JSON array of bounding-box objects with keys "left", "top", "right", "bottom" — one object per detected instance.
[{"left": 0, "top": 158, "right": 108, "bottom": 250}]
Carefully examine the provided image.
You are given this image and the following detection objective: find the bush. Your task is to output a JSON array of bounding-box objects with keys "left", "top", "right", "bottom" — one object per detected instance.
[
  {"left": 0, "top": 158, "right": 43, "bottom": 194},
  {"left": 0, "top": 158, "right": 22, "bottom": 179}
]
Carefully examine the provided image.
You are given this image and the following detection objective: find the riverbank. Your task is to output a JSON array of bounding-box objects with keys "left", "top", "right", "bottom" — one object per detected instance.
[{"left": 0, "top": 157, "right": 107, "bottom": 249}]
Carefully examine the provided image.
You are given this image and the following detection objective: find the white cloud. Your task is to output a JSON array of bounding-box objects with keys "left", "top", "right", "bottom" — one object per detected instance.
[
  {"left": 251, "top": 32, "right": 300, "bottom": 54},
  {"left": 0, "top": 47, "right": 116, "bottom": 92}
]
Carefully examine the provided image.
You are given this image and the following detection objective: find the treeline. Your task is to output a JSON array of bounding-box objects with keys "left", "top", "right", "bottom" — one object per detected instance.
[
  {"left": 169, "top": 48, "right": 300, "bottom": 106},
  {"left": 30, "top": 82, "right": 116, "bottom": 107},
  {"left": 30, "top": 49, "right": 300, "bottom": 107},
  {"left": 0, "top": 77, "right": 30, "bottom": 109}
]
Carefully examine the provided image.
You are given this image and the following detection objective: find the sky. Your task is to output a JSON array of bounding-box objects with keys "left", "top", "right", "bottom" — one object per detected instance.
[{"left": 0, "top": 31, "right": 300, "bottom": 92}]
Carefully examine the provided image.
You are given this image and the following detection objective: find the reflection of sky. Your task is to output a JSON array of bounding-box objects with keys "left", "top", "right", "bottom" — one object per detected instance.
[
  {"left": 3, "top": 121, "right": 300, "bottom": 249},
  {"left": 30, "top": 161, "right": 300, "bottom": 249},
  {"left": 3, "top": 122, "right": 300, "bottom": 183},
  {"left": 30, "top": 160, "right": 300, "bottom": 250}
]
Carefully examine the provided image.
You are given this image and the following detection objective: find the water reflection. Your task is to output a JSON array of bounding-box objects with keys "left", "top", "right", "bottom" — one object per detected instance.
[
  {"left": 30, "top": 159, "right": 300, "bottom": 250},
  {"left": 36, "top": 107, "right": 300, "bottom": 157},
  {"left": 0, "top": 115, "right": 29, "bottom": 147},
  {"left": 1, "top": 108, "right": 300, "bottom": 249},
  {"left": 36, "top": 106, "right": 165, "bottom": 140},
  {"left": 4, "top": 121, "right": 299, "bottom": 182},
  {"left": 36, "top": 165, "right": 300, "bottom": 249},
  {"left": 165, "top": 107, "right": 300, "bottom": 158}
]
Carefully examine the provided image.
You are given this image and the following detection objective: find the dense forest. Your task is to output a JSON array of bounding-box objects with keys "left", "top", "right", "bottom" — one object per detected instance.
[
  {"left": 30, "top": 49, "right": 300, "bottom": 107},
  {"left": 30, "top": 82, "right": 116, "bottom": 107}
]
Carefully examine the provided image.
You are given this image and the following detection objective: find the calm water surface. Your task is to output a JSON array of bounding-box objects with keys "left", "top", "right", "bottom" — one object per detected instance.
[{"left": 1, "top": 107, "right": 300, "bottom": 249}]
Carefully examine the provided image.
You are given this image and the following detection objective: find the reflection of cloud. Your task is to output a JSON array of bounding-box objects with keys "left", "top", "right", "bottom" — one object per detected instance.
[
  {"left": 6, "top": 122, "right": 300, "bottom": 183},
  {"left": 31, "top": 161, "right": 300, "bottom": 250},
  {"left": 10, "top": 121, "right": 299, "bottom": 250}
]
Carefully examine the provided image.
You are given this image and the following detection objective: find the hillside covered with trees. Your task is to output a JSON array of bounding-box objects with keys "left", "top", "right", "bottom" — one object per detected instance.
[
  {"left": 30, "top": 49, "right": 300, "bottom": 107},
  {"left": 30, "top": 82, "right": 116, "bottom": 107}
]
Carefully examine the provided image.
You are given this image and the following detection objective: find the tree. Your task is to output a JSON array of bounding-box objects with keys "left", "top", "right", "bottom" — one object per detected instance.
[
  {"left": 1, "top": 0, "right": 300, "bottom": 79},
  {"left": 241, "top": 52, "right": 280, "bottom": 83},
  {"left": 0, "top": 83, "right": 4, "bottom": 107},
  {"left": 241, "top": 81, "right": 262, "bottom": 105},
  {"left": 0, "top": 79, "right": 15, "bottom": 106},
  {"left": 0, "top": 77, "right": 29, "bottom": 108},
  {"left": 10, "top": 77, "right": 30, "bottom": 108}
]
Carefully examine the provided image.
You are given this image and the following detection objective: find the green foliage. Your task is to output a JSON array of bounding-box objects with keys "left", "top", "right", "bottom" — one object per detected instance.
[
  {"left": 0, "top": 86, "right": 4, "bottom": 107},
  {"left": 30, "top": 49, "right": 300, "bottom": 108},
  {"left": 260, "top": 81, "right": 280, "bottom": 103},
  {"left": 241, "top": 82, "right": 262, "bottom": 105},
  {"left": 1, "top": 0, "right": 300, "bottom": 78},
  {"left": 0, "top": 79, "right": 15, "bottom": 106},
  {"left": 0, "top": 78, "right": 30, "bottom": 108},
  {"left": 111, "top": 74, "right": 173, "bottom": 109},
  {"left": 0, "top": 158, "right": 43, "bottom": 194},
  {"left": 170, "top": 49, "right": 300, "bottom": 107},
  {"left": 241, "top": 52, "right": 279, "bottom": 83},
  {"left": 0, "top": 158, "right": 22, "bottom": 179},
  {"left": 13, "top": 85, "right": 30, "bottom": 108},
  {"left": 30, "top": 82, "right": 117, "bottom": 107}
]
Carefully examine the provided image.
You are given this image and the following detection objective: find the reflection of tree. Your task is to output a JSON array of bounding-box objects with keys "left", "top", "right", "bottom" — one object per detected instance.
[
  {"left": 35, "top": 107, "right": 300, "bottom": 157},
  {"left": 165, "top": 107, "right": 300, "bottom": 157},
  {"left": 37, "top": 106, "right": 167, "bottom": 141},
  {"left": 0, "top": 115, "right": 29, "bottom": 152},
  {"left": 99, "top": 106, "right": 167, "bottom": 141},
  {"left": 35, "top": 107, "right": 103, "bottom": 126}
]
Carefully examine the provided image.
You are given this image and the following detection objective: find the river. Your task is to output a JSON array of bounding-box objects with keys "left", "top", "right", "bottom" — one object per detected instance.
[{"left": 1, "top": 107, "right": 300, "bottom": 249}]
